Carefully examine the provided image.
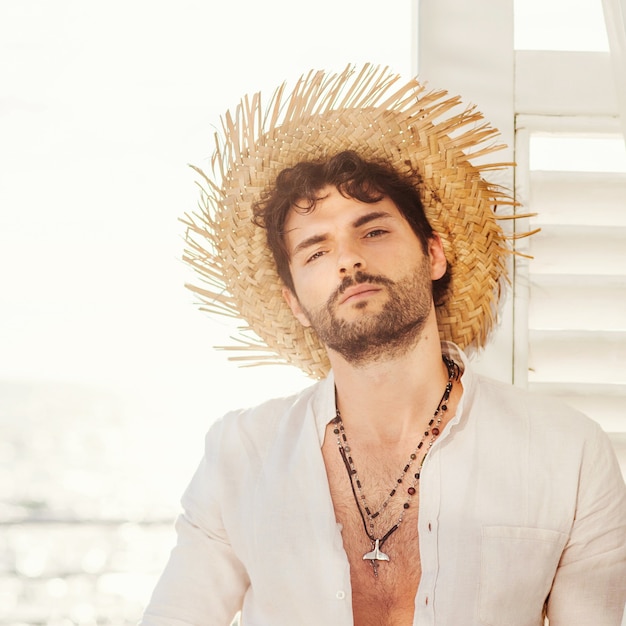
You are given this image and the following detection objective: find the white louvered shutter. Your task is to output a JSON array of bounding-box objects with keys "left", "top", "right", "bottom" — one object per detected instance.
[
  {"left": 417, "top": 0, "right": 626, "bottom": 472},
  {"left": 514, "top": 52, "right": 626, "bottom": 474}
]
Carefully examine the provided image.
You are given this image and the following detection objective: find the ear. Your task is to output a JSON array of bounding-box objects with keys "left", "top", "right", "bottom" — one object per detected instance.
[
  {"left": 282, "top": 287, "right": 312, "bottom": 328},
  {"left": 428, "top": 233, "right": 448, "bottom": 280}
]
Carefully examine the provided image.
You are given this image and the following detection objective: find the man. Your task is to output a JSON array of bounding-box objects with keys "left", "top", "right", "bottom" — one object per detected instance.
[{"left": 141, "top": 65, "right": 626, "bottom": 625}]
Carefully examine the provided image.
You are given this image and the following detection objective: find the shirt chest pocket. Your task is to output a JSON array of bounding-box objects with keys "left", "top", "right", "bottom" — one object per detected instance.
[{"left": 478, "top": 525, "right": 568, "bottom": 626}]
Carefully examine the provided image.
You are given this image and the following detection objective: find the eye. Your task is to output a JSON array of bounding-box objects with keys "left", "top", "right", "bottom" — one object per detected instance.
[
  {"left": 364, "top": 228, "right": 388, "bottom": 238},
  {"left": 306, "top": 249, "right": 326, "bottom": 264}
]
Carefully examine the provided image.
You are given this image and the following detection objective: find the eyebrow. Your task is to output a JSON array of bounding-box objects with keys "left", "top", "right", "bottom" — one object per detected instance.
[
  {"left": 352, "top": 211, "right": 393, "bottom": 229},
  {"left": 291, "top": 233, "right": 328, "bottom": 257},
  {"left": 289, "top": 211, "right": 394, "bottom": 257}
]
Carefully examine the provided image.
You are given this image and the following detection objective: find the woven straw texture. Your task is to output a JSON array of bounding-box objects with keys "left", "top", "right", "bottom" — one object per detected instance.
[{"left": 183, "top": 64, "right": 519, "bottom": 379}]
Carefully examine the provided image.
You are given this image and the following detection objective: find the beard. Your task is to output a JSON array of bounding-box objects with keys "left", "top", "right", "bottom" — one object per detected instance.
[{"left": 299, "top": 259, "right": 434, "bottom": 365}]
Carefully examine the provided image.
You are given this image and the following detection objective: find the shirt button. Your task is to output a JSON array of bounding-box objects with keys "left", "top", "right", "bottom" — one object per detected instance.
[
  {"left": 425, "top": 595, "right": 429, "bottom": 606},
  {"left": 336, "top": 590, "right": 346, "bottom": 600},
  {"left": 428, "top": 522, "right": 432, "bottom": 532}
]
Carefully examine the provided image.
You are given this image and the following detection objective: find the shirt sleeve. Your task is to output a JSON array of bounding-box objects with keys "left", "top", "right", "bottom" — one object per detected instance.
[
  {"left": 140, "top": 418, "right": 250, "bottom": 626},
  {"left": 547, "top": 424, "right": 626, "bottom": 625}
]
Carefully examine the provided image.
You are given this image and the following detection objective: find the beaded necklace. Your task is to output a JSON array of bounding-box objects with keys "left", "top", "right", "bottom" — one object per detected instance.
[{"left": 332, "top": 355, "right": 459, "bottom": 577}]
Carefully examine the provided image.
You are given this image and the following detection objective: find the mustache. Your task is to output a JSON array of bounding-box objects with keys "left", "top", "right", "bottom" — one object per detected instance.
[{"left": 328, "top": 271, "right": 394, "bottom": 306}]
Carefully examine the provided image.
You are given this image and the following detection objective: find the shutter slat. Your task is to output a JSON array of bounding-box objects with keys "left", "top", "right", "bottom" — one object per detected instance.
[
  {"left": 529, "top": 225, "right": 626, "bottom": 276},
  {"left": 528, "top": 332, "right": 626, "bottom": 385},
  {"left": 528, "top": 283, "right": 626, "bottom": 331},
  {"left": 529, "top": 171, "right": 626, "bottom": 226}
]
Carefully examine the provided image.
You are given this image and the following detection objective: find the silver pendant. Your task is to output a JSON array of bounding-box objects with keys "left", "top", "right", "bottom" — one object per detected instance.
[{"left": 363, "top": 538, "right": 389, "bottom": 562}]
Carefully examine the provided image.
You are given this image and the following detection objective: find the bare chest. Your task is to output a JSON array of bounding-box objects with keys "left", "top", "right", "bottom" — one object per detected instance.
[{"left": 322, "top": 438, "right": 422, "bottom": 626}]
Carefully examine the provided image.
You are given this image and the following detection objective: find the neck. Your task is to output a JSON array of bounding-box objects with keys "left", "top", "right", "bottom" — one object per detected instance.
[{"left": 329, "top": 322, "right": 453, "bottom": 444}]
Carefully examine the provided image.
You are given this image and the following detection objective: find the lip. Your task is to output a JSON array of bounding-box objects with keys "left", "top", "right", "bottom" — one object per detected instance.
[{"left": 339, "top": 284, "right": 383, "bottom": 304}]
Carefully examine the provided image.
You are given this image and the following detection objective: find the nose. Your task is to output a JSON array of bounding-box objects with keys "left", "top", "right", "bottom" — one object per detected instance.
[
  {"left": 339, "top": 261, "right": 362, "bottom": 275},
  {"left": 337, "top": 239, "right": 365, "bottom": 275}
]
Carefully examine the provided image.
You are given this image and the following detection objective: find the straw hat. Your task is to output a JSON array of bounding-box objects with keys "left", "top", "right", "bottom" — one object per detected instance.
[{"left": 182, "top": 64, "right": 525, "bottom": 379}]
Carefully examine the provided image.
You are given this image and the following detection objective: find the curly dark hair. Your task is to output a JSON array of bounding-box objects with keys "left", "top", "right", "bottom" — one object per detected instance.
[{"left": 252, "top": 150, "right": 451, "bottom": 305}]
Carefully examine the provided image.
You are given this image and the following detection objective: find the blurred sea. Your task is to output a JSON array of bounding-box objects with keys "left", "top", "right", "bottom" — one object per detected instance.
[{"left": 0, "top": 380, "right": 196, "bottom": 626}]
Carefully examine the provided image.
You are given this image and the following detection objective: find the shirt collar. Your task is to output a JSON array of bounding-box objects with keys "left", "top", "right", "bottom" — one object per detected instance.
[
  {"left": 440, "top": 340, "right": 476, "bottom": 431},
  {"left": 311, "top": 370, "right": 337, "bottom": 444},
  {"left": 309, "top": 342, "right": 476, "bottom": 445}
]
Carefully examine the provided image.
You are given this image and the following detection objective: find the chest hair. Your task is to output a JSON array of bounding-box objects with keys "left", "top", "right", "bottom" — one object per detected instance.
[{"left": 322, "top": 432, "right": 423, "bottom": 626}]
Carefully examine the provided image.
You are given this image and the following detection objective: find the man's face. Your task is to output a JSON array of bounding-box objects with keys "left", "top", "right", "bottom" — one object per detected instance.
[{"left": 282, "top": 186, "right": 446, "bottom": 364}]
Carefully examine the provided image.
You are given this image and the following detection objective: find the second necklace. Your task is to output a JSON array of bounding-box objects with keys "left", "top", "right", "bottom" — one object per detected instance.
[{"left": 332, "top": 355, "right": 459, "bottom": 577}]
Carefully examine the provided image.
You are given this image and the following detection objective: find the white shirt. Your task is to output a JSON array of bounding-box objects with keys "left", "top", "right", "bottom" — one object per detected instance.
[{"left": 141, "top": 345, "right": 626, "bottom": 625}]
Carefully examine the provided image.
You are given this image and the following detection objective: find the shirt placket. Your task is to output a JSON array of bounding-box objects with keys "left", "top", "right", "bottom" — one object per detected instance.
[{"left": 414, "top": 432, "right": 443, "bottom": 625}]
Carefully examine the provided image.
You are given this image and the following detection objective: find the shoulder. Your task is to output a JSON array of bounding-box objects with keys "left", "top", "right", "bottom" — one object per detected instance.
[
  {"left": 182, "top": 379, "right": 326, "bottom": 514},
  {"left": 204, "top": 379, "right": 324, "bottom": 459},
  {"left": 470, "top": 376, "right": 603, "bottom": 442},
  {"left": 450, "top": 343, "right": 600, "bottom": 440},
  {"left": 464, "top": 375, "right": 624, "bottom": 503}
]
